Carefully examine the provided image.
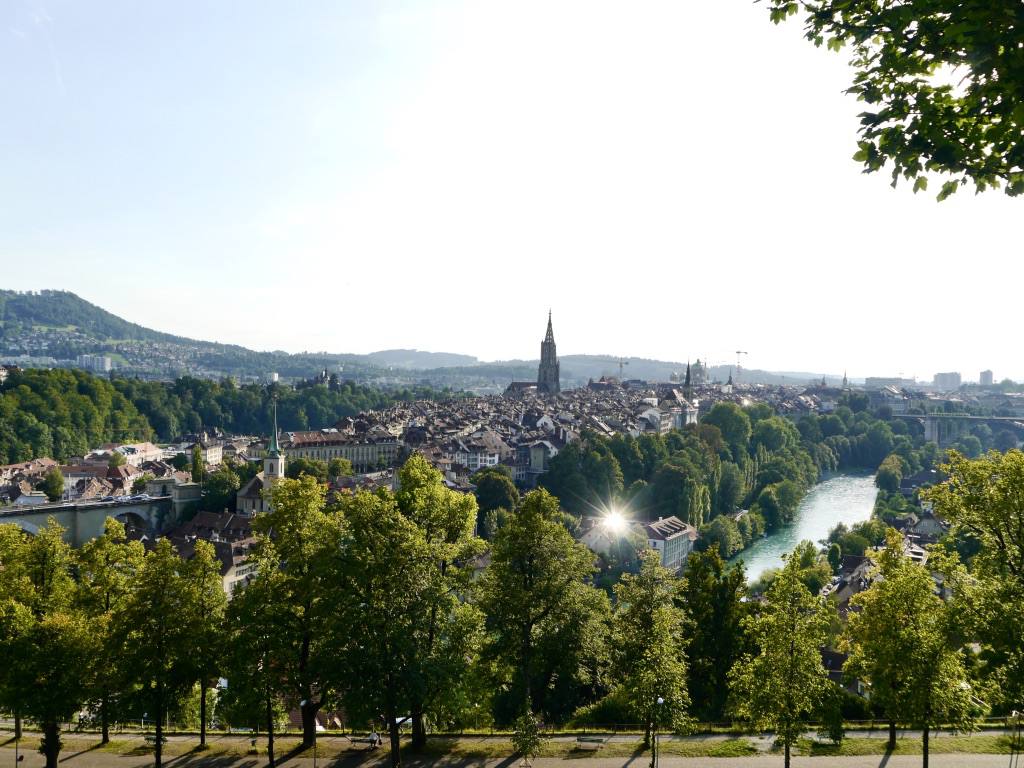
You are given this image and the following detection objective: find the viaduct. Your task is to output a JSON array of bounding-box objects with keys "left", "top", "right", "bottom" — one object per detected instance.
[
  {"left": 895, "top": 413, "right": 1024, "bottom": 446},
  {"left": 0, "top": 483, "right": 202, "bottom": 545}
]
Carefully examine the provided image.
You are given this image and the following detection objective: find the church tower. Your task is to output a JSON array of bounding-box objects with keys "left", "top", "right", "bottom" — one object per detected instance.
[
  {"left": 537, "top": 311, "right": 560, "bottom": 395},
  {"left": 262, "top": 399, "right": 285, "bottom": 512}
]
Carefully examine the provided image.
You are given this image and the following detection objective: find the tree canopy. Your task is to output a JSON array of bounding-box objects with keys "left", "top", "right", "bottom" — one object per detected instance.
[
  {"left": 478, "top": 489, "right": 610, "bottom": 724},
  {"left": 844, "top": 529, "right": 975, "bottom": 756},
  {"left": 729, "top": 555, "right": 833, "bottom": 768},
  {"left": 767, "top": 0, "right": 1024, "bottom": 199}
]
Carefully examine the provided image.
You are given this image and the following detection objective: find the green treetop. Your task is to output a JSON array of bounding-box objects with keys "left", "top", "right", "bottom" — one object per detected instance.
[
  {"left": 76, "top": 519, "right": 145, "bottom": 744},
  {"left": 612, "top": 550, "right": 689, "bottom": 746},
  {"left": 221, "top": 544, "right": 292, "bottom": 767},
  {"left": 254, "top": 476, "right": 341, "bottom": 749},
  {"left": 1, "top": 521, "right": 97, "bottom": 768},
  {"left": 327, "top": 457, "right": 353, "bottom": 479},
  {"left": 40, "top": 468, "right": 64, "bottom": 502},
  {"left": 728, "top": 554, "right": 834, "bottom": 768},
  {"left": 925, "top": 449, "right": 1024, "bottom": 706},
  {"left": 331, "top": 489, "right": 440, "bottom": 768},
  {"left": 114, "top": 538, "right": 206, "bottom": 768},
  {"left": 679, "top": 549, "right": 748, "bottom": 722},
  {"left": 702, "top": 402, "right": 751, "bottom": 461},
  {"left": 478, "top": 488, "right": 610, "bottom": 724},
  {"left": 392, "top": 455, "right": 485, "bottom": 750},
  {"left": 765, "top": 0, "right": 1024, "bottom": 199},
  {"left": 182, "top": 541, "right": 228, "bottom": 747},
  {"left": 844, "top": 529, "right": 975, "bottom": 760}
]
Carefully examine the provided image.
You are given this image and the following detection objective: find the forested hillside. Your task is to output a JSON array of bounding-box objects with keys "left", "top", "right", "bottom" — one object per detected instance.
[
  {"left": 0, "top": 368, "right": 447, "bottom": 463},
  {"left": 0, "top": 290, "right": 189, "bottom": 343}
]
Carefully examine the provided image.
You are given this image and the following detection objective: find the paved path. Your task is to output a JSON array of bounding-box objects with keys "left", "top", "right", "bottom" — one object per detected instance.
[
  {"left": 0, "top": 746, "right": 1019, "bottom": 768},
  {"left": 2, "top": 753, "right": 1019, "bottom": 768}
]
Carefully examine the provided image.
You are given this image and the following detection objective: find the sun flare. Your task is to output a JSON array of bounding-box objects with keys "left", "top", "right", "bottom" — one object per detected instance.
[{"left": 604, "top": 510, "right": 627, "bottom": 534}]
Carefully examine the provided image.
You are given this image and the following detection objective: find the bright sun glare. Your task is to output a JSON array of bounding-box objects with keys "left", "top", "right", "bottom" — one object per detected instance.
[{"left": 604, "top": 510, "right": 627, "bottom": 534}]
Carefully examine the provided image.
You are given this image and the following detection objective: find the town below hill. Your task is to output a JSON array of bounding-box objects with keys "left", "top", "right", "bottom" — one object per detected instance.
[{"left": 1, "top": 290, "right": 843, "bottom": 392}]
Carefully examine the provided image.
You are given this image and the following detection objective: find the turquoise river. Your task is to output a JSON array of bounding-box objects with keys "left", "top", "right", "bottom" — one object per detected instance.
[{"left": 729, "top": 473, "right": 879, "bottom": 582}]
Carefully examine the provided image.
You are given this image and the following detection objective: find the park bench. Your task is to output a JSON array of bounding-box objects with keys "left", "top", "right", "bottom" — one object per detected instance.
[
  {"left": 143, "top": 735, "right": 167, "bottom": 745},
  {"left": 575, "top": 736, "right": 608, "bottom": 751}
]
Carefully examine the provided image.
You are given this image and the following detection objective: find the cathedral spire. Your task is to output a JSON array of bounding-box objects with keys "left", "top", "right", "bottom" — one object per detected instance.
[
  {"left": 537, "top": 310, "right": 560, "bottom": 395},
  {"left": 268, "top": 398, "right": 281, "bottom": 457}
]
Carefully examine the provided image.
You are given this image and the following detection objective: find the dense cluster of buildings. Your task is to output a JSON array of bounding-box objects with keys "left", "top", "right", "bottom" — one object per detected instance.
[{"left": 5, "top": 313, "right": 989, "bottom": 595}]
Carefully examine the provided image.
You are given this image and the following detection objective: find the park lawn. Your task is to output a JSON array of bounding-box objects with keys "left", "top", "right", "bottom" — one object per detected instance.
[
  {"left": 0, "top": 736, "right": 319, "bottom": 759},
  {"left": 659, "top": 738, "right": 758, "bottom": 758},
  {"left": 800, "top": 734, "right": 1019, "bottom": 756},
  {"left": 412, "top": 736, "right": 756, "bottom": 760}
]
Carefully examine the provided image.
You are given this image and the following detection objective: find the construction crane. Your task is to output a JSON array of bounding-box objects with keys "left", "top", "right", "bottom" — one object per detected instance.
[
  {"left": 599, "top": 358, "right": 630, "bottom": 380},
  {"left": 735, "top": 350, "right": 748, "bottom": 381}
]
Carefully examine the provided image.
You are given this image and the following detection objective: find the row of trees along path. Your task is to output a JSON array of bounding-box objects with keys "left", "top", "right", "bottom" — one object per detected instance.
[{"left": 0, "top": 450, "right": 1012, "bottom": 768}]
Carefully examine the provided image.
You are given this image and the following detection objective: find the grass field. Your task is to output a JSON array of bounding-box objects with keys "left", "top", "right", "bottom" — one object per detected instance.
[{"left": 799, "top": 734, "right": 1020, "bottom": 756}]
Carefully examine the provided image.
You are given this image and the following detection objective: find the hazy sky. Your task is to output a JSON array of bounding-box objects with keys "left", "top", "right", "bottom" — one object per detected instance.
[{"left": 2, "top": 1, "right": 1020, "bottom": 382}]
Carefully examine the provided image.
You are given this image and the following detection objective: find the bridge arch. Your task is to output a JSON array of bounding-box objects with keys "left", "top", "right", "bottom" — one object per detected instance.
[{"left": 115, "top": 511, "right": 149, "bottom": 535}]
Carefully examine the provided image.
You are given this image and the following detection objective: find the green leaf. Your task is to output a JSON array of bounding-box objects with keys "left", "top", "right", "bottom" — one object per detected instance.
[{"left": 936, "top": 180, "right": 959, "bottom": 202}]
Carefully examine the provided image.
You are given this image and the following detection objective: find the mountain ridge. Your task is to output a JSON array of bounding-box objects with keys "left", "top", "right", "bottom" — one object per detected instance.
[{"left": 0, "top": 290, "right": 846, "bottom": 387}]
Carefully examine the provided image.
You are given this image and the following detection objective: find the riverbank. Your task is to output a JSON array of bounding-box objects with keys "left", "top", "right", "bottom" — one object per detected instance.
[{"left": 729, "top": 473, "right": 878, "bottom": 582}]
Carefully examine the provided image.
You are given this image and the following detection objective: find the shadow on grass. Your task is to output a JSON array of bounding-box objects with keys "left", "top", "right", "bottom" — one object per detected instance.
[
  {"left": 334, "top": 746, "right": 521, "bottom": 768},
  {"left": 620, "top": 745, "right": 649, "bottom": 768},
  {"left": 165, "top": 753, "right": 258, "bottom": 768},
  {"left": 322, "top": 748, "right": 384, "bottom": 768}
]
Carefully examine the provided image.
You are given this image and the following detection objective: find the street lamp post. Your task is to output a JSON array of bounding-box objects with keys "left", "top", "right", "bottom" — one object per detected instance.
[{"left": 650, "top": 697, "right": 664, "bottom": 768}]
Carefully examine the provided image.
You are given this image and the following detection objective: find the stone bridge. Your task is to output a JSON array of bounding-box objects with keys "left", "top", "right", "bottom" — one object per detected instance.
[
  {"left": 0, "top": 496, "right": 173, "bottom": 545},
  {"left": 895, "top": 413, "right": 1024, "bottom": 446}
]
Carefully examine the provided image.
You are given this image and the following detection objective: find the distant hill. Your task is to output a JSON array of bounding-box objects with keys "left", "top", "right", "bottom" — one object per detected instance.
[
  {"left": 0, "top": 289, "right": 198, "bottom": 344},
  {"left": 365, "top": 349, "right": 478, "bottom": 369},
  {"left": 0, "top": 290, "right": 845, "bottom": 389}
]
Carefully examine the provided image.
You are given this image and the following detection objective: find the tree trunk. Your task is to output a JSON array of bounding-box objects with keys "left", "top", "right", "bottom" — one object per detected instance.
[
  {"left": 155, "top": 684, "right": 164, "bottom": 768},
  {"left": 783, "top": 737, "right": 790, "bottom": 768},
  {"left": 887, "top": 718, "right": 896, "bottom": 751},
  {"left": 101, "top": 690, "right": 110, "bottom": 744},
  {"left": 42, "top": 719, "right": 61, "bottom": 768},
  {"left": 266, "top": 695, "right": 275, "bottom": 768},
  {"left": 200, "top": 678, "right": 207, "bottom": 747},
  {"left": 644, "top": 718, "right": 652, "bottom": 749},
  {"left": 923, "top": 723, "right": 929, "bottom": 768},
  {"left": 411, "top": 709, "right": 426, "bottom": 751},
  {"left": 14, "top": 713, "right": 21, "bottom": 740},
  {"left": 300, "top": 700, "right": 319, "bottom": 749},
  {"left": 387, "top": 714, "right": 401, "bottom": 768}
]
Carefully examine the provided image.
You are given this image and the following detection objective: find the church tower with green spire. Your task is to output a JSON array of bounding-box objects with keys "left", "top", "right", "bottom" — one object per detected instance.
[{"left": 262, "top": 398, "right": 286, "bottom": 511}]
